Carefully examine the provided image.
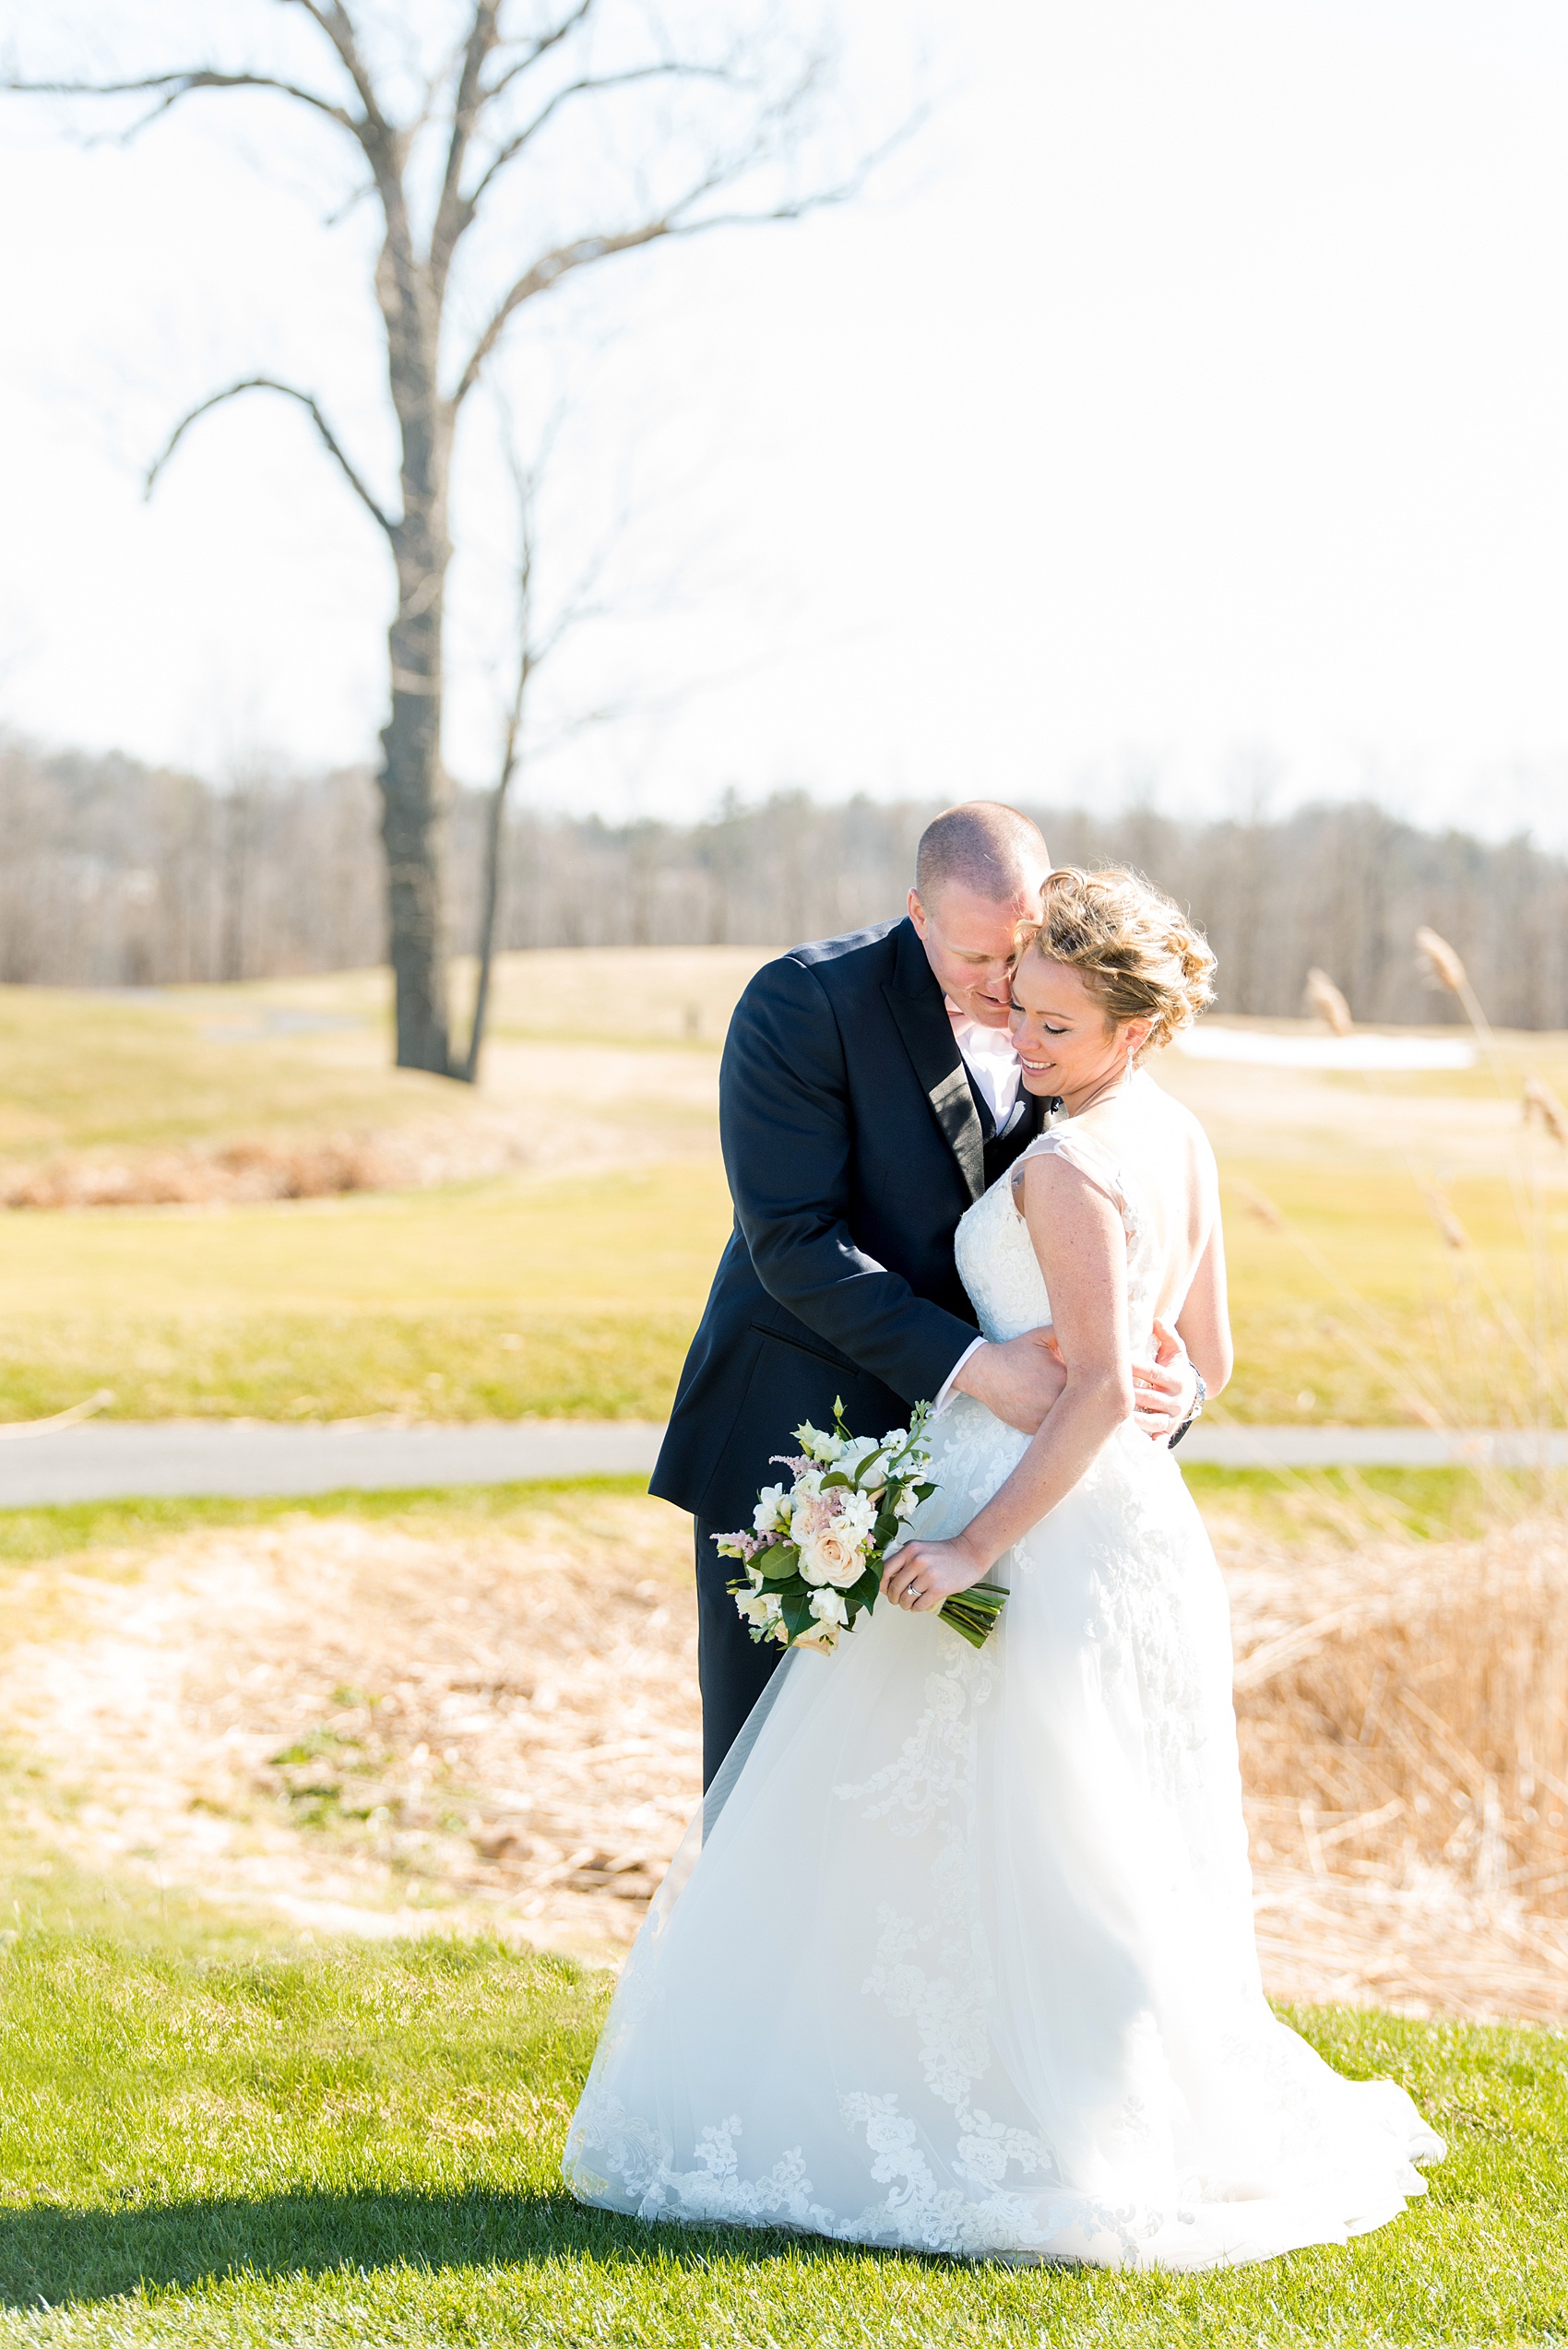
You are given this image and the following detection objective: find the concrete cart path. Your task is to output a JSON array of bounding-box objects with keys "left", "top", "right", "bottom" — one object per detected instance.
[
  {"left": 0, "top": 1419, "right": 669, "bottom": 1507},
  {"left": 0, "top": 1418, "right": 1563, "bottom": 1508}
]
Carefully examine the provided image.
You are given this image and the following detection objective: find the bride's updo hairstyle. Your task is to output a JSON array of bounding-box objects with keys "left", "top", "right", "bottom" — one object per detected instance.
[{"left": 1023, "top": 867, "right": 1216, "bottom": 1061}]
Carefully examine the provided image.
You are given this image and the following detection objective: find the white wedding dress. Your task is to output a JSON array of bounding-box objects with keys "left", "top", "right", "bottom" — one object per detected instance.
[{"left": 564, "top": 1072, "right": 1443, "bottom": 2269}]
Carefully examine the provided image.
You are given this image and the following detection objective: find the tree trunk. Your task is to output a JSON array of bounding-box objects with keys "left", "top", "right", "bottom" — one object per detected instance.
[
  {"left": 378, "top": 333, "right": 455, "bottom": 1074},
  {"left": 458, "top": 764, "right": 511, "bottom": 1084}
]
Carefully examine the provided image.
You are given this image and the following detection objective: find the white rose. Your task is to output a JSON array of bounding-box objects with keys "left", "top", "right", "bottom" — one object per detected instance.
[
  {"left": 798, "top": 1524, "right": 870, "bottom": 1590},
  {"left": 753, "top": 1482, "right": 790, "bottom": 1536},
  {"left": 809, "top": 1585, "right": 849, "bottom": 1628}
]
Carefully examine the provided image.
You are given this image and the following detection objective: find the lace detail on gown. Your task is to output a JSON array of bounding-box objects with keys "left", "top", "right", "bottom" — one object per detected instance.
[{"left": 564, "top": 1078, "right": 1444, "bottom": 2269}]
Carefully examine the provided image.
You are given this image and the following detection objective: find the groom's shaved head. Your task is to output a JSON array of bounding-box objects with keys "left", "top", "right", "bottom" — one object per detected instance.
[{"left": 915, "top": 802, "right": 1050, "bottom": 907}]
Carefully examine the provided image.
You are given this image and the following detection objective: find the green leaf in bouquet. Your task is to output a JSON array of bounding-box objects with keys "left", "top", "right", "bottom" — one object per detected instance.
[
  {"left": 913, "top": 1481, "right": 937, "bottom": 1502},
  {"left": 780, "top": 1586, "right": 816, "bottom": 1643},
  {"left": 755, "top": 1542, "right": 801, "bottom": 1582},
  {"left": 849, "top": 1562, "right": 882, "bottom": 1608},
  {"left": 818, "top": 1469, "right": 852, "bottom": 1490}
]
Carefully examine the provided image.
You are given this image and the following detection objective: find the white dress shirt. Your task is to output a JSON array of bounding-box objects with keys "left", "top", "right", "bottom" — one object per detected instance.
[{"left": 945, "top": 1002, "right": 1025, "bottom": 1133}]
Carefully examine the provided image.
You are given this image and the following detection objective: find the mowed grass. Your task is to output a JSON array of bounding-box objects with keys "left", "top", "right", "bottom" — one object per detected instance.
[
  {"left": 0, "top": 953, "right": 766, "bottom": 1164},
  {"left": 0, "top": 962, "right": 1563, "bottom": 1426},
  {"left": 0, "top": 1930, "right": 1565, "bottom": 2347},
  {"left": 0, "top": 1163, "right": 731, "bottom": 1421},
  {"left": 1221, "top": 1159, "right": 1568, "bottom": 1425},
  {"left": 2, "top": 1151, "right": 1556, "bottom": 1425},
  {"left": 0, "top": 983, "right": 443, "bottom": 1160}
]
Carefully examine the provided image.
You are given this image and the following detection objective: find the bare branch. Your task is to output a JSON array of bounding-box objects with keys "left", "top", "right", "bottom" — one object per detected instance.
[
  {"left": 464, "top": 63, "right": 737, "bottom": 211},
  {"left": 452, "top": 65, "right": 921, "bottom": 406},
  {"left": 431, "top": 0, "right": 504, "bottom": 283},
  {"left": 2, "top": 66, "right": 357, "bottom": 135},
  {"left": 275, "top": 0, "right": 392, "bottom": 138},
  {"left": 144, "top": 377, "right": 395, "bottom": 537},
  {"left": 450, "top": 131, "right": 897, "bottom": 409},
  {"left": 479, "top": 2, "right": 598, "bottom": 105},
  {"left": 453, "top": 220, "right": 677, "bottom": 404}
]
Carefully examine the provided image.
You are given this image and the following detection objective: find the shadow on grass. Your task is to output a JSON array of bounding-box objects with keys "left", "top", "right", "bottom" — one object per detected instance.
[{"left": 0, "top": 2187, "right": 879, "bottom": 2308}]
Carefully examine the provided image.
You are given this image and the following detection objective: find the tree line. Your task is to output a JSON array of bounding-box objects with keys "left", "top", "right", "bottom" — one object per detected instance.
[{"left": 3, "top": 740, "right": 1564, "bottom": 1029}]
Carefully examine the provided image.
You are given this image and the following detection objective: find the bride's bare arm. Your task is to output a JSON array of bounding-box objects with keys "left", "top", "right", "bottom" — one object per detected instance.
[
  {"left": 881, "top": 1156, "right": 1134, "bottom": 1608},
  {"left": 1175, "top": 1218, "right": 1233, "bottom": 1399}
]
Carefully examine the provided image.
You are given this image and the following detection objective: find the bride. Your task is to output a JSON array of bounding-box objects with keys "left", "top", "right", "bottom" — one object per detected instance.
[{"left": 564, "top": 867, "right": 1443, "bottom": 2270}]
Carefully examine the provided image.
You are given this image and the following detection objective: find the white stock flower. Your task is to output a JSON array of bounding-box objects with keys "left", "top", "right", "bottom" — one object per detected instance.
[
  {"left": 794, "top": 1421, "right": 845, "bottom": 1464},
  {"left": 892, "top": 1485, "right": 921, "bottom": 1521},
  {"left": 836, "top": 1434, "right": 884, "bottom": 1479},
  {"left": 753, "top": 1482, "right": 790, "bottom": 1536},
  {"left": 809, "top": 1586, "right": 849, "bottom": 1628},
  {"left": 837, "top": 1488, "right": 878, "bottom": 1541},
  {"left": 736, "top": 1587, "right": 782, "bottom": 1629}
]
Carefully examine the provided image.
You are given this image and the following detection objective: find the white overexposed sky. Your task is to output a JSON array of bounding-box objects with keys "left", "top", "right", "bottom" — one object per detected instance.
[{"left": 4, "top": 0, "right": 1568, "bottom": 844}]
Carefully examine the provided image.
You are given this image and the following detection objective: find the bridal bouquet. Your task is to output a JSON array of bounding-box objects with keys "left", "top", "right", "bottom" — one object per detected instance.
[{"left": 714, "top": 1397, "right": 1008, "bottom": 1654}]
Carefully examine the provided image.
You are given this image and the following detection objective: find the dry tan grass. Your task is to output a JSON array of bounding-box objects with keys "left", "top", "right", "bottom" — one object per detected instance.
[
  {"left": 4, "top": 1495, "right": 1568, "bottom": 2020},
  {"left": 0, "top": 1121, "right": 577, "bottom": 1210},
  {"left": 1219, "top": 1511, "right": 1568, "bottom": 2022},
  {"left": 0, "top": 1496, "right": 700, "bottom": 1958}
]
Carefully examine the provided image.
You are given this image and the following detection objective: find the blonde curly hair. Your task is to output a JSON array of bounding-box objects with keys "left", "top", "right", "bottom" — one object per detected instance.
[{"left": 1021, "top": 867, "right": 1216, "bottom": 1058}]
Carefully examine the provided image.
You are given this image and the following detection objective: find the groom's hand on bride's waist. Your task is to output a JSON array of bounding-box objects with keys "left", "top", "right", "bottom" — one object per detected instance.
[
  {"left": 951, "top": 1330, "right": 1066, "bottom": 1434},
  {"left": 953, "top": 1323, "right": 1196, "bottom": 1442}
]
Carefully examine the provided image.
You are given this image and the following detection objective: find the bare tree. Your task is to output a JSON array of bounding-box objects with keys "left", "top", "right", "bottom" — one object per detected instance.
[{"left": 6, "top": 3, "right": 890, "bottom": 1073}]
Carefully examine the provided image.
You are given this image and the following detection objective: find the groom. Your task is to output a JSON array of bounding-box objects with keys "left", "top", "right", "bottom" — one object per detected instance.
[{"left": 651, "top": 801, "right": 1195, "bottom": 1785}]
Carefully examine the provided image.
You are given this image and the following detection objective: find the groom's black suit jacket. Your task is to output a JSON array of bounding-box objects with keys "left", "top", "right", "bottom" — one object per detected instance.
[{"left": 651, "top": 917, "right": 1051, "bottom": 1535}]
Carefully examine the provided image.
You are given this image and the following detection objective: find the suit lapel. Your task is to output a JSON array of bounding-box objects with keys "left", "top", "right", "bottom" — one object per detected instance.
[{"left": 881, "top": 919, "right": 987, "bottom": 1204}]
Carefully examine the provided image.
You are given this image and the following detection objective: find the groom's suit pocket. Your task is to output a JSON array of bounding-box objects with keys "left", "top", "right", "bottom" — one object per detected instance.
[{"left": 745, "top": 1314, "right": 861, "bottom": 1376}]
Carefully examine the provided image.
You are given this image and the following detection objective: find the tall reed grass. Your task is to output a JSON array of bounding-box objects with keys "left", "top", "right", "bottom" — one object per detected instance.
[{"left": 1223, "top": 931, "right": 1568, "bottom": 2019}]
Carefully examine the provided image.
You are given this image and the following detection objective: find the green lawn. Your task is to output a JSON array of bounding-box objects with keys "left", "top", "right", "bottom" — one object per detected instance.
[
  {"left": 0, "top": 1164, "right": 731, "bottom": 1422},
  {"left": 0, "top": 983, "right": 444, "bottom": 1161},
  {"left": 0, "top": 1931, "right": 1563, "bottom": 2347},
  {"left": 3, "top": 1152, "right": 1557, "bottom": 1426},
  {"left": 0, "top": 953, "right": 765, "bottom": 1163},
  {"left": 1220, "top": 1161, "right": 1568, "bottom": 1427},
  {"left": 0, "top": 967, "right": 1563, "bottom": 1428}
]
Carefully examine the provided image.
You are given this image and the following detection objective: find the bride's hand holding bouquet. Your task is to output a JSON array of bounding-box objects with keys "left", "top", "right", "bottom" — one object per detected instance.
[{"left": 879, "top": 1528, "right": 991, "bottom": 1616}]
